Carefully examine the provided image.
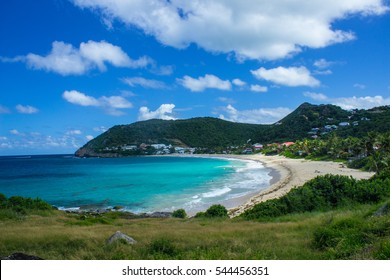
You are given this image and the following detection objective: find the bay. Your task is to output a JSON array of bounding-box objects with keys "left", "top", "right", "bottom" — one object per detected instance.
[{"left": 0, "top": 155, "right": 271, "bottom": 213}]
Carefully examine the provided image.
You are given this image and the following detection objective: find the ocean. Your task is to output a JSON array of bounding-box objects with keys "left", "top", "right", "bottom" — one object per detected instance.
[{"left": 0, "top": 155, "right": 272, "bottom": 214}]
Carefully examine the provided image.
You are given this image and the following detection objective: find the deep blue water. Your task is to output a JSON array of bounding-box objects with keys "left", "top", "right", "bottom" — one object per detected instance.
[{"left": 0, "top": 155, "right": 271, "bottom": 213}]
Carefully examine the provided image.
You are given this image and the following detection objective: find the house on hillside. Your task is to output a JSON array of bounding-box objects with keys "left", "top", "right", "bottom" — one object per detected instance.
[
  {"left": 339, "top": 122, "right": 350, "bottom": 127},
  {"left": 252, "top": 143, "right": 264, "bottom": 150},
  {"left": 282, "top": 142, "right": 295, "bottom": 147}
]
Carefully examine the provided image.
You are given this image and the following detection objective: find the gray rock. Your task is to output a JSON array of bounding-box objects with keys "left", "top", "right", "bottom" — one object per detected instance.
[
  {"left": 149, "top": 212, "right": 172, "bottom": 218},
  {"left": 1, "top": 252, "right": 43, "bottom": 260},
  {"left": 107, "top": 231, "right": 137, "bottom": 245}
]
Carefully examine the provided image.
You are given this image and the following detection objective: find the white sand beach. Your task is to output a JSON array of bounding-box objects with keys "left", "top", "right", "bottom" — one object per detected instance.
[
  {"left": 162, "top": 153, "right": 375, "bottom": 217},
  {"left": 224, "top": 154, "right": 375, "bottom": 217}
]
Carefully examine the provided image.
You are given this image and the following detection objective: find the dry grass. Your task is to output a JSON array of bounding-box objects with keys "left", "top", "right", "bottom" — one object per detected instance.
[
  {"left": 0, "top": 211, "right": 324, "bottom": 260},
  {"left": 1, "top": 205, "right": 388, "bottom": 260}
]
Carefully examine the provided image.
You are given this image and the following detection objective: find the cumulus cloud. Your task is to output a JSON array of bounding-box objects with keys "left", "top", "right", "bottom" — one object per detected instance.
[
  {"left": 86, "top": 135, "right": 94, "bottom": 141},
  {"left": 63, "top": 90, "right": 100, "bottom": 107},
  {"left": 178, "top": 74, "right": 232, "bottom": 92},
  {"left": 303, "top": 92, "right": 390, "bottom": 109},
  {"left": 4, "top": 40, "right": 152, "bottom": 75},
  {"left": 15, "top": 104, "right": 39, "bottom": 114},
  {"left": 122, "top": 77, "right": 167, "bottom": 89},
  {"left": 62, "top": 90, "right": 133, "bottom": 115},
  {"left": 250, "top": 84, "right": 268, "bottom": 93},
  {"left": 232, "top": 79, "right": 246, "bottom": 87},
  {"left": 138, "top": 104, "right": 176, "bottom": 121},
  {"left": 71, "top": 0, "right": 388, "bottom": 60},
  {"left": 218, "top": 104, "right": 292, "bottom": 124},
  {"left": 332, "top": 95, "right": 390, "bottom": 110},
  {"left": 251, "top": 66, "right": 320, "bottom": 87}
]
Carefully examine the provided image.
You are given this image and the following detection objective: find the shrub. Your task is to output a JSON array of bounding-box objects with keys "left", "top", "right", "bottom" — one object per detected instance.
[
  {"left": 241, "top": 174, "right": 390, "bottom": 220},
  {"left": 194, "top": 211, "right": 206, "bottom": 218},
  {"left": 172, "top": 208, "right": 187, "bottom": 219},
  {"left": 205, "top": 204, "right": 228, "bottom": 218}
]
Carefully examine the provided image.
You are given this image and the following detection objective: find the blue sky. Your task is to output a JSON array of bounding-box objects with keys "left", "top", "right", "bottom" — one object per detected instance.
[{"left": 1, "top": 0, "right": 390, "bottom": 155}]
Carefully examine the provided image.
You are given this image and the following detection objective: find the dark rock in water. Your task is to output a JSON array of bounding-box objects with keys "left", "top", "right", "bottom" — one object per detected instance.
[
  {"left": 2, "top": 252, "right": 43, "bottom": 260},
  {"left": 107, "top": 231, "right": 137, "bottom": 245}
]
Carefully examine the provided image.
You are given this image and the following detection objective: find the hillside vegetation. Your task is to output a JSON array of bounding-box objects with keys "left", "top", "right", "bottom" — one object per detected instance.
[{"left": 75, "top": 103, "right": 390, "bottom": 157}]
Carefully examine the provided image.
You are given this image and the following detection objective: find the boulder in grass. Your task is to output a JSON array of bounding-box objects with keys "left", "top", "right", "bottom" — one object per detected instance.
[
  {"left": 1, "top": 252, "right": 43, "bottom": 260},
  {"left": 107, "top": 231, "right": 137, "bottom": 245}
]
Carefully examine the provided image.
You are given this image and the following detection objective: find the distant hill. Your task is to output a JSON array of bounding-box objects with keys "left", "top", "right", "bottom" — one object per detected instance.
[{"left": 75, "top": 103, "right": 390, "bottom": 157}]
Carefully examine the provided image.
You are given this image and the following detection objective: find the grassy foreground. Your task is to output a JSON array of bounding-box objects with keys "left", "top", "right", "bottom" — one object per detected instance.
[
  {"left": 1, "top": 171, "right": 389, "bottom": 260},
  {"left": 0, "top": 202, "right": 389, "bottom": 260}
]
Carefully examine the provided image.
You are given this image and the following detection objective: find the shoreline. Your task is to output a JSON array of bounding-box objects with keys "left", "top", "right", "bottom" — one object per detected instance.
[
  {"left": 181, "top": 154, "right": 375, "bottom": 217},
  {"left": 53, "top": 154, "right": 375, "bottom": 218}
]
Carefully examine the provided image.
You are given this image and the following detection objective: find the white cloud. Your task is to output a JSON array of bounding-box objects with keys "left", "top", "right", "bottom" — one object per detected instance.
[
  {"left": 10, "top": 129, "right": 24, "bottom": 136},
  {"left": 150, "top": 65, "right": 174, "bottom": 76},
  {"left": 122, "top": 77, "right": 167, "bottom": 89},
  {"left": 15, "top": 104, "right": 39, "bottom": 114},
  {"left": 63, "top": 90, "right": 133, "bottom": 115},
  {"left": 0, "top": 129, "right": 92, "bottom": 152},
  {"left": 66, "top": 130, "right": 82, "bottom": 135},
  {"left": 79, "top": 40, "right": 150, "bottom": 70},
  {"left": 303, "top": 91, "right": 328, "bottom": 101},
  {"left": 99, "top": 96, "right": 133, "bottom": 109},
  {"left": 63, "top": 90, "right": 100, "bottom": 106},
  {"left": 332, "top": 95, "right": 390, "bottom": 110},
  {"left": 86, "top": 135, "right": 94, "bottom": 141},
  {"left": 251, "top": 66, "right": 320, "bottom": 87},
  {"left": 232, "top": 79, "right": 246, "bottom": 87},
  {"left": 7, "top": 40, "right": 151, "bottom": 76},
  {"left": 71, "top": 0, "right": 388, "bottom": 60},
  {"left": 303, "top": 92, "right": 390, "bottom": 109},
  {"left": 218, "top": 104, "right": 292, "bottom": 124},
  {"left": 313, "top": 69, "right": 333, "bottom": 75},
  {"left": 314, "top": 58, "right": 334, "bottom": 69},
  {"left": 178, "top": 74, "right": 232, "bottom": 92},
  {"left": 138, "top": 104, "right": 176, "bottom": 121},
  {"left": 250, "top": 84, "right": 268, "bottom": 93},
  {"left": 93, "top": 126, "right": 108, "bottom": 133},
  {"left": 353, "top": 83, "right": 367, "bottom": 89}
]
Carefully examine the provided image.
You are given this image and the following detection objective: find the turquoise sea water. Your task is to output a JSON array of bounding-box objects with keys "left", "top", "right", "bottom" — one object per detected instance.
[{"left": 0, "top": 155, "right": 271, "bottom": 213}]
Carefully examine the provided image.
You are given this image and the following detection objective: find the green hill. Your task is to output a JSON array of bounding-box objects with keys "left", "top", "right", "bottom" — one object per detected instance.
[{"left": 75, "top": 103, "right": 390, "bottom": 157}]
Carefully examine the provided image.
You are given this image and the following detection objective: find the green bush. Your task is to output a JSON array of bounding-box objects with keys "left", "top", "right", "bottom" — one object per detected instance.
[
  {"left": 205, "top": 204, "right": 228, "bottom": 218},
  {"left": 194, "top": 211, "right": 206, "bottom": 218},
  {"left": 0, "top": 193, "right": 54, "bottom": 219},
  {"left": 241, "top": 174, "right": 390, "bottom": 220},
  {"left": 172, "top": 208, "right": 187, "bottom": 219}
]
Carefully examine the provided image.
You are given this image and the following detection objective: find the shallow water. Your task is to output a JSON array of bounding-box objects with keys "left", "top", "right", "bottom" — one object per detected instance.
[{"left": 0, "top": 155, "right": 271, "bottom": 213}]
